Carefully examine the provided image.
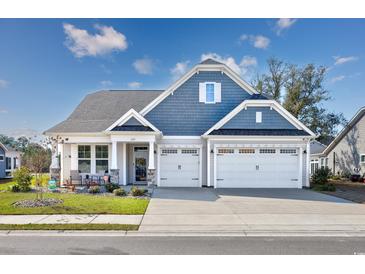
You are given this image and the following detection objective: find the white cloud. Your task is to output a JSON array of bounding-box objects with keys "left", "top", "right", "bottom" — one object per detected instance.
[
  {"left": 239, "top": 35, "right": 270, "bottom": 49},
  {"left": 330, "top": 75, "right": 345, "bottom": 83},
  {"left": 128, "top": 81, "right": 143, "bottom": 89},
  {"left": 170, "top": 61, "right": 190, "bottom": 80},
  {"left": 275, "top": 19, "right": 297, "bottom": 35},
  {"left": 133, "top": 58, "right": 154, "bottom": 75},
  {"left": 100, "top": 80, "right": 112, "bottom": 86},
  {"left": 0, "top": 79, "right": 8, "bottom": 89},
  {"left": 63, "top": 23, "right": 128, "bottom": 58},
  {"left": 200, "top": 53, "right": 257, "bottom": 78},
  {"left": 0, "top": 108, "right": 8, "bottom": 114},
  {"left": 333, "top": 56, "right": 358, "bottom": 65}
]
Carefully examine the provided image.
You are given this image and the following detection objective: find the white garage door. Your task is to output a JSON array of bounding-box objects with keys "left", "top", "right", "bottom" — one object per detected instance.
[
  {"left": 216, "top": 147, "right": 300, "bottom": 188},
  {"left": 159, "top": 148, "right": 200, "bottom": 187}
]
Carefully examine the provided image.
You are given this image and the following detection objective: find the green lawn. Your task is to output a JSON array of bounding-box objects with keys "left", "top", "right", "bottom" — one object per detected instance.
[
  {"left": 0, "top": 224, "right": 138, "bottom": 230},
  {"left": 0, "top": 181, "right": 14, "bottom": 191},
  {"left": 0, "top": 192, "right": 149, "bottom": 215}
]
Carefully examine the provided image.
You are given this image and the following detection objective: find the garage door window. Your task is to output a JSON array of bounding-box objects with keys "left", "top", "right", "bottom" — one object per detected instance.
[
  {"left": 239, "top": 148, "right": 255, "bottom": 154},
  {"left": 181, "top": 149, "right": 198, "bottom": 155},
  {"left": 218, "top": 148, "right": 234, "bottom": 154},
  {"left": 161, "top": 149, "right": 177, "bottom": 154},
  {"left": 280, "top": 149, "right": 297, "bottom": 154},
  {"left": 259, "top": 149, "right": 276, "bottom": 154}
]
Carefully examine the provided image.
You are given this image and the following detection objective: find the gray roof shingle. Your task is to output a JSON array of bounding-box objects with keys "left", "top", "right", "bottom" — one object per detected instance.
[
  {"left": 45, "top": 90, "right": 163, "bottom": 133},
  {"left": 200, "top": 58, "right": 224, "bottom": 65}
]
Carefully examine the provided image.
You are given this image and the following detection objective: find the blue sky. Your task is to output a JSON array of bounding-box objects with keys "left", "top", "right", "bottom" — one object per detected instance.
[{"left": 0, "top": 18, "right": 364, "bottom": 136}]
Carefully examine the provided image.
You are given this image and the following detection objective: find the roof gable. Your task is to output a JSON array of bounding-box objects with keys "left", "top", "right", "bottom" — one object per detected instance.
[
  {"left": 140, "top": 61, "right": 259, "bottom": 116},
  {"left": 105, "top": 109, "right": 160, "bottom": 133},
  {"left": 203, "top": 100, "right": 316, "bottom": 137},
  {"left": 322, "top": 107, "right": 365, "bottom": 155}
]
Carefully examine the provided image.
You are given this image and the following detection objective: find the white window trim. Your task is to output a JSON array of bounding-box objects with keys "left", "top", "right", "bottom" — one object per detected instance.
[
  {"left": 0, "top": 154, "right": 4, "bottom": 161},
  {"left": 361, "top": 154, "right": 365, "bottom": 164},
  {"left": 95, "top": 145, "right": 109, "bottom": 174},
  {"left": 78, "top": 145, "right": 92, "bottom": 174}
]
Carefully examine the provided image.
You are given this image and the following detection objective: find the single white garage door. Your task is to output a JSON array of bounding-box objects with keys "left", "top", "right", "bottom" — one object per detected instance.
[
  {"left": 216, "top": 147, "right": 300, "bottom": 188},
  {"left": 159, "top": 148, "right": 200, "bottom": 187}
]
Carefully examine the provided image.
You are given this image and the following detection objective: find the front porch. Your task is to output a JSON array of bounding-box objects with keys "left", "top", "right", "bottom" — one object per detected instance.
[{"left": 56, "top": 133, "right": 158, "bottom": 187}]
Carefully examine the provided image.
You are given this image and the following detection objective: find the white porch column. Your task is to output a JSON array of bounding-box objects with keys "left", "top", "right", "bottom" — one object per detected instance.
[
  {"left": 111, "top": 141, "right": 118, "bottom": 170},
  {"left": 148, "top": 141, "right": 155, "bottom": 169},
  {"left": 306, "top": 141, "right": 311, "bottom": 187},
  {"left": 70, "top": 144, "right": 78, "bottom": 171},
  {"left": 122, "top": 142, "right": 127, "bottom": 185},
  {"left": 207, "top": 139, "right": 211, "bottom": 187},
  {"left": 298, "top": 146, "right": 303, "bottom": 188}
]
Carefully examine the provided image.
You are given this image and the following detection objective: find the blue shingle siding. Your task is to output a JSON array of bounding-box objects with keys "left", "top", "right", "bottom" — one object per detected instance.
[
  {"left": 145, "top": 71, "right": 252, "bottom": 135},
  {"left": 222, "top": 106, "right": 296, "bottom": 130},
  {"left": 123, "top": 117, "right": 143, "bottom": 126},
  {"left": 0, "top": 147, "right": 5, "bottom": 178}
]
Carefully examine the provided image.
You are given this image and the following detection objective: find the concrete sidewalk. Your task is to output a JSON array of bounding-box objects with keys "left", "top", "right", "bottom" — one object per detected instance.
[{"left": 0, "top": 215, "right": 142, "bottom": 225}]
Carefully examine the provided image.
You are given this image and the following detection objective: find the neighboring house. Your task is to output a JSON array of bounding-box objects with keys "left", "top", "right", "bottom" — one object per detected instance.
[
  {"left": 311, "top": 107, "right": 365, "bottom": 176},
  {"left": 310, "top": 140, "right": 327, "bottom": 175},
  {"left": 0, "top": 142, "right": 21, "bottom": 179},
  {"left": 44, "top": 59, "right": 315, "bottom": 188}
]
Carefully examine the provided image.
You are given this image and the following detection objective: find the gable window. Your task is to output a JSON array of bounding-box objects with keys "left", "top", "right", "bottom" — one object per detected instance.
[
  {"left": 0, "top": 154, "right": 4, "bottom": 161},
  {"left": 96, "top": 145, "right": 109, "bottom": 174},
  {"left": 206, "top": 83, "right": 215, "bottom": 103},
  {"left": 256, "top": 111, "right": 262, "bottom": 123},
  {"left": 199, "top": 82, "right": 221, "bottom": 104},
  {"left": 361, "top": 154, "right": 365, "bottom": 164},
  {"left": 78, "top": 145, "right": 91, "bottom": 173}
]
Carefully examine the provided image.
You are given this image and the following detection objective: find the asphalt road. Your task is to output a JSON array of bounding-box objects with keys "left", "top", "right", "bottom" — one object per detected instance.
[{"left": 1, "top": 236, "right": 365, "bottom": 254}]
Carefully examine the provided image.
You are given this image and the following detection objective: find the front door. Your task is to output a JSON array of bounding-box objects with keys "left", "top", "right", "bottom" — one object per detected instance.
[{"left": 134, "top": 146, "right": 148, "bottom": 182}]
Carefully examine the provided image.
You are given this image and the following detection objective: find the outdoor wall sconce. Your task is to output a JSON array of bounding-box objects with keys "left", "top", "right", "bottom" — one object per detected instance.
[
  {"left": 210, "top": 149, "right": 214, "bottom": 153},
  {"left": 154, "top": 150, "right": 156, "bottom": 154}
]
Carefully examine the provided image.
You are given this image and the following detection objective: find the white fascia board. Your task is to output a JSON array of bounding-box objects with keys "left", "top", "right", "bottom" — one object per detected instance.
[
  {"left": 139, "top": 63, "right": 259, "bottom": 116},
  {"left": 204, "top": 136, "right": 311, "bottom": 141},
  {"left": 104, "top": 108, "right": 161, "bottom": 133},
  {"left": 0, "top": 142, "right": 8, "bottom": 152},
  {"left": 203, "top": 100, "right": 316, "bottom": 137}
]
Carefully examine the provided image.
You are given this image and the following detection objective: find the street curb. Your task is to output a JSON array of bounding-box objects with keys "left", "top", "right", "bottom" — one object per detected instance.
[{"left": 2, "top": 230, "right": 365, "bottom": 237}]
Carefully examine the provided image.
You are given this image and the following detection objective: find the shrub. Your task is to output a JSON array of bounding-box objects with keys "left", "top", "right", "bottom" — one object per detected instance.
[
  {"left": 130, "top": 186, "right": 147, "bottom": 197},
  {"left": 113, "top": 188, "right": 126, "bottom": 196},
  {"left": 340, "top": 170, "right": 351, "bottom": 179},
  {"left": 88, "top": 186, "right": 101, "bottom": 194},
  {"left": 12, "top": 167, "right": 32, "bottom": 192},
  {"left": 9, "top": 184, "right": 21, "bottom": 193},
  {"left": 312, "top": 167, "right": 331, "bottom": 185},
  {"left": 313, "top": 183, "right": 336, "bottom": 192},
  {"left": 330, "top": 174, "right": 341, "bottom": 180},
  {"left": 105, "top": 183, "right": 120, "bottom": 193}
]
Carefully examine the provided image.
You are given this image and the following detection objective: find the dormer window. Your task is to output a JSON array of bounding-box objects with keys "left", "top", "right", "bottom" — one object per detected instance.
[{"left": 199, "top": 82, "right": 221, "bottom": 104}]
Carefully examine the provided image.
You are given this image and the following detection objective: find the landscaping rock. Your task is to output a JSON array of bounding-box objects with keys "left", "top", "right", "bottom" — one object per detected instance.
[{"left": 13, "top": 198, "right": 63, "bottom": 208}]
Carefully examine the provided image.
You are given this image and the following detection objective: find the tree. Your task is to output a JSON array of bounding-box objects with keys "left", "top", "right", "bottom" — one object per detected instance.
[
  {"left": 257, "top": 58, "right": 346, "bottom": 141},
  {"left": 259, "top": 58, "right": 288, "bottom": 100},
  {"left": 22, "top": 143, "right": 51, "bottom": 200}
]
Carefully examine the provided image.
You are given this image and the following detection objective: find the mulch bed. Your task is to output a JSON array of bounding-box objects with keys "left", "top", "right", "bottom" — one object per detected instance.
[
  {"left": 323, "top": 180, "right": 365, "bottom": 204},
  {"left": 12, "top": 198, "right": 64, "bottom": 208}
]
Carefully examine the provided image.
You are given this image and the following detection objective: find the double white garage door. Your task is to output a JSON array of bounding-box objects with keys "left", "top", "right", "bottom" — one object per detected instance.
[
  {"left": 158, "top": 146, "right": 300, "bottom": 188},
  {"left": 159, "top": 148, "right": 201, "bottom": 187},
  {"left": 216, "top": 147, "right": 300, "bottom": 188}
]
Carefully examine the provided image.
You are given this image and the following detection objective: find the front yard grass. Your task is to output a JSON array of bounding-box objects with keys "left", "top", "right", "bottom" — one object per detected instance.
[
  {"left": 0, "top": 192, "right": 149, "bottom": 215},
  {"left": 0, "top": 224, "right": 138, "bottom": 230}
]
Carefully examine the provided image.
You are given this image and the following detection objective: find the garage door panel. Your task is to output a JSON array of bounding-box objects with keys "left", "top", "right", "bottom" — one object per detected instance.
[
  {"left": 160, "top": 148, "right": 200, "bottom": 187},
  {"left": 216, "top": 147, "right": 299, "bottom": 188}
]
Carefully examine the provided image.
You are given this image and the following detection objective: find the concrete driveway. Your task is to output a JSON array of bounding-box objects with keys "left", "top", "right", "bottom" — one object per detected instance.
[{"left": 139, "top": 188, "right": 365, "bottom": 233}]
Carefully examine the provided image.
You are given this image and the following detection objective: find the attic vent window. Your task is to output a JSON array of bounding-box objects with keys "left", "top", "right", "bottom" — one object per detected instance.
[{"left": 256, "top": 111, "right": 262, "bottom": 123}]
